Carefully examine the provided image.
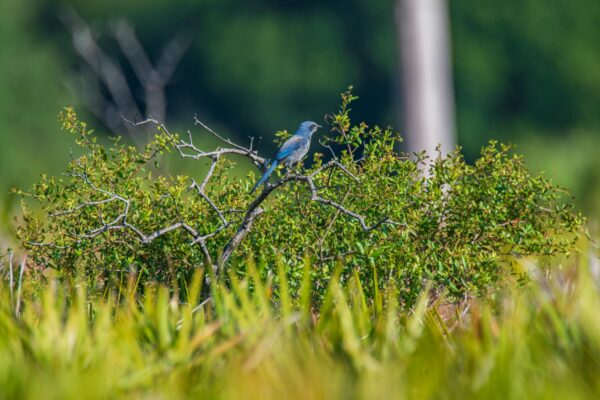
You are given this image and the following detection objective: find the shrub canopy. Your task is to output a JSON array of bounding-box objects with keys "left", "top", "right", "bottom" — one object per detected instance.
[{"left": 16, "top": 90, "right": 583, "bottom": 305}]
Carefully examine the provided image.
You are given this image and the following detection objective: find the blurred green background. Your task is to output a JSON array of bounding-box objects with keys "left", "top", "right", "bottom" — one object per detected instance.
[{"left": 1, "top": 0, "right": 600, "bottom": 225}]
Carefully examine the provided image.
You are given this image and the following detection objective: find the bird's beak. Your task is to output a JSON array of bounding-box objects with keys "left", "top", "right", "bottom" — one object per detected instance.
[{"left": 315, "top": 124, "right": 322, "bottom": 129}]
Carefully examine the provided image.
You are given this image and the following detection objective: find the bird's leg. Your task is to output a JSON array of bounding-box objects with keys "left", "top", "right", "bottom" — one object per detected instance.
[{"left": 282, "top": 167, "right": 295, "bottom": 179}]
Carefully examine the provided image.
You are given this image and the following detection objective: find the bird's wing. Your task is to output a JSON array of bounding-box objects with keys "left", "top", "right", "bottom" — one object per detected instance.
[{"left": 275, "top": 135, "right": 305, "bottom": 161}]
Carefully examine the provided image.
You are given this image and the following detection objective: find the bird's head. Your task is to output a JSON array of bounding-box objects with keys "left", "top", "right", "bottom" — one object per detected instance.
[{"left": 297, "top": 121, "right": 322, "bottom": 137}]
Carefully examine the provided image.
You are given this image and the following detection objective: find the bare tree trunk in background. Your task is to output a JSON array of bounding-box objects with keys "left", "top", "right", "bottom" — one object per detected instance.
[
  {"left": 60, "top": 6, "right": 190, "bottom": 146},
  {"left": 396, "top": 0, "right": 456, "bottom": 155}
]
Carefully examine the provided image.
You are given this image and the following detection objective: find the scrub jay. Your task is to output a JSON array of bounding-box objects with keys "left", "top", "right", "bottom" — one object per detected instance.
[{"left": 250, "top": 121, "right": 321, "bottom": 193}]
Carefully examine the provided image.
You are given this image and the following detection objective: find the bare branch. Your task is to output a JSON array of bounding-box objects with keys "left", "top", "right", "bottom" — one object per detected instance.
[
  {"left": 111, "top": 20, "right": 155, "bottom": 86},
  {"left": 319, "top": 139, "right": 338, "bottom": 160},
  {"left": 156, "top": 32, "right": 192, "bottom": 83},
  {"left": 59, "top": 6, "right": 142, "bottom": 141},
  {"left": 61, "top": 8, "right": 189, "bottom": 144},
  {"left": 295, "top": 174, "right": 393, "bottom": 232},
  {"left": 193, "top": 115, "right": 252, "bottom": 153},
  {"left": 247, "top": 159, "right": 401, "bottom": 233},
  {"left": 111, "top": 20, "right": 190, "bottom": 123},
  {"left": 218, "top": 207, "right": 264, "bottom": 269},
  {"left": 125, "top": 117, "right": 266, "bottom": 167},
  {"left": 310, "top": 159, "right": 360, "bottom": 183},
  {"left": 189, "top": 177, "right": 230, "bottom": 245},
  {"left": 72, "top": 66, "right": 122, "bottom": 133}
]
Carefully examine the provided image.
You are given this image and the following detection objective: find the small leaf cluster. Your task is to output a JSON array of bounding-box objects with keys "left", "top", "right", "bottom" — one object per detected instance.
[{"left": 16, "top": 94, "right": 584, "bottom": 305}]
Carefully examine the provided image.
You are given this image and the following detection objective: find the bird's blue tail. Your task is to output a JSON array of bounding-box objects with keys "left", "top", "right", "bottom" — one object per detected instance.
[{"left": 250, "top": 160, "right": 278, "bottom": 193}]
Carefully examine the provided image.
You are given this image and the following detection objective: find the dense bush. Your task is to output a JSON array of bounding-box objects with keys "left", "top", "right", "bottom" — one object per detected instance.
[{"left": 16, "top": 90, "right": 583, "bottom": 305}]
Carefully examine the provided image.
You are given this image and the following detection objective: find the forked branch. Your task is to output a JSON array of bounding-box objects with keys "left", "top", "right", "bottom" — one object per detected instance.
[{"left": 60, "top": 7, "right": 190, "bottom": 144}]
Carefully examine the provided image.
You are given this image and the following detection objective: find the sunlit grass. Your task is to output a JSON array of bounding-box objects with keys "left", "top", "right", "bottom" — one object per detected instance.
[{"left": 1, "top": 250, "right": 599, "bottom": 399}]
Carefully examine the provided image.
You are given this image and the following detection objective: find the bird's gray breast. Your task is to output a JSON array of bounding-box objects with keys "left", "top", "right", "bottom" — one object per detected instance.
[{"left": 283, "top": 139, "right": 310, "bottom": 166}]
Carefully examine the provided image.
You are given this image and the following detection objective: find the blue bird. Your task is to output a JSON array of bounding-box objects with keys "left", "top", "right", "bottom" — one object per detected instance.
[{"left": 250, "top": 121, "right": 321, "bottom": 193}]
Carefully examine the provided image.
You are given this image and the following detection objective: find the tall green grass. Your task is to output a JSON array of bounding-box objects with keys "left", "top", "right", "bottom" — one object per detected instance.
[{"left": 1, "top": 253, "right": 599, "bottom": 399}]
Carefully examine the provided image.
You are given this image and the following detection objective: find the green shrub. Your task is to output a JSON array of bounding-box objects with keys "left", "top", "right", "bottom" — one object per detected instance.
[{"left": 16, "top": 90, "right": 583, "bottom": 305}]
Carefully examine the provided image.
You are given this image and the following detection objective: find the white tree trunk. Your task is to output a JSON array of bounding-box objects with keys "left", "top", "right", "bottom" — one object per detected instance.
[{"left": 396, "top": 0, "right": 456, "bottom": 155}]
